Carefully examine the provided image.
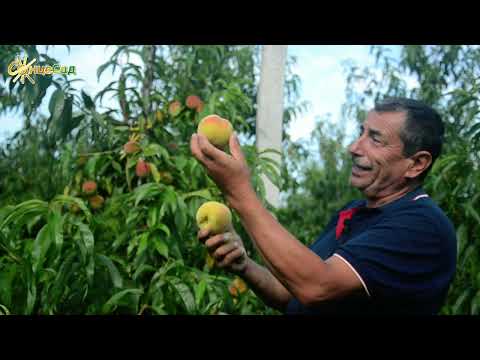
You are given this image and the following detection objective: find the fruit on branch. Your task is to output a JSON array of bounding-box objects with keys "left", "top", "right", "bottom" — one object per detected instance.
[
  {"left": 123, "top": 141, "right": 140, "bottom": 154},
  {"left": 89, "top": 195, "right": 104, "bottom": 209},
  {"left": 186, "top": 95, "right": 204, "bottom": 112},
  {"left": 136, "top": 159, "right": 151, "bottom": 178},
  {"left": 82, "top": 181, "right": 97, "bottom": 195},
  {"left": 168, "top": 101, "right": 182, "bottom": 117}
]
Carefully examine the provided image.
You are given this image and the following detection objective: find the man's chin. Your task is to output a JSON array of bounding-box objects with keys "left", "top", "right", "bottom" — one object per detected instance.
[{"left": 349, "top": 177, "right": 367, "bottom": 192}]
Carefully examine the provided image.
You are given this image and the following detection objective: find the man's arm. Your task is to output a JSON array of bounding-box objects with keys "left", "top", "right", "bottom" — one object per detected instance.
[
  {"left": 198, "top": 229, "right": 293, "bottom": 311},
  {"left": 191, "top": 133, "right": 366, "bottom": 306},
  {"left": 241, "top": 257, "right": 293, "bottom": 312},
  {"left": 231, "top": 190, "right": 364, "bottom": 306}
]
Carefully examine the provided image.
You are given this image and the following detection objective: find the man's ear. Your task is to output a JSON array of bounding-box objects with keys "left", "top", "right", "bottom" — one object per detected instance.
[{"left": 405, "top": 151, "right": 432, "bottom": 179}]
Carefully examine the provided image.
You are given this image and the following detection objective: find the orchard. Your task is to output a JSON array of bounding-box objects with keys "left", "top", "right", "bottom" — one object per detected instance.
[{"left": 1, "top": 45, "right": 480, "bottom": 315}]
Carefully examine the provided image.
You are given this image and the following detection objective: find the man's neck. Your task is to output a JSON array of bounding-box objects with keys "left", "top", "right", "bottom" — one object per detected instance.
[{"left": 365, "top": 183, "right": 421, "bottom": 208}]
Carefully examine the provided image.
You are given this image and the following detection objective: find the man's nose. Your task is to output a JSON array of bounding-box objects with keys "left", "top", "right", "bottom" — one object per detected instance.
[{"left": 349, "top": 137, "right": 363, "bottom": 156}]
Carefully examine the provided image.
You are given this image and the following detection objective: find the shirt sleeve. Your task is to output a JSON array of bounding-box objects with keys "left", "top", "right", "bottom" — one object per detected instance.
[{"left": 335, "top": 207, "right": 449, "bottom": 301}]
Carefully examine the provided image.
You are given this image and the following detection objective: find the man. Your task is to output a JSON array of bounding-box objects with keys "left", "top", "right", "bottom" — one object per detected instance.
[{"left": 190, "top": 97, "right": 457, "bottom": 315}]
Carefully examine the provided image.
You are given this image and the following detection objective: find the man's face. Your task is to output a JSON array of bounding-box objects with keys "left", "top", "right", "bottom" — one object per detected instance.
[{"left": 348, "top": 110, "right": 412, "bottom": 198}]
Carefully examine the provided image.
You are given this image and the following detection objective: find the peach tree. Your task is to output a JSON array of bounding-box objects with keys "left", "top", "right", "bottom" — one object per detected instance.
[{"left": 0, "top": 45, "right": 305, "bottom": 314}]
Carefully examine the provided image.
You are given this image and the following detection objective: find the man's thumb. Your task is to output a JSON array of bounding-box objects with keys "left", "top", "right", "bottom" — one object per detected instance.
[{"left": 229, "top": 132, "right": 245, "bottom": 162}]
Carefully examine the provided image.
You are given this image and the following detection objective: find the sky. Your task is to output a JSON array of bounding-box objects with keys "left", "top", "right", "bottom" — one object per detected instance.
[{"left": 0, "top": 45, "right": 402, "bottom": 144}]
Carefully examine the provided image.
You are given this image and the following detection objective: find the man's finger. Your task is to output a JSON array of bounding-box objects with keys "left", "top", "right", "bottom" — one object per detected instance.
[
  {"left": 217, "top": 247, "right": 245, "bottom": 268},
  {"left": 229, "top": 132, "right": 246, "bottom": 164},
  {"left": 191, "top": 134, "right": 215, "bottom": 168},
  {"left": 197, "top": 228, "right": 211, "bottom": 243},
  {"left": 212, "top": 241, "right": 238, "bottom": 261},
  {"left": 197, "top": 133, "right": 230, "bottom": 164},
  {"left": 205, "top": 233, "right": 228, "bottom": 251}
]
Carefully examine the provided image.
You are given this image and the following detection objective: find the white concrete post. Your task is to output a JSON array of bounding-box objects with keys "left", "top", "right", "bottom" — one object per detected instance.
[{"left": 256, "top": 45, "right": 288, "bottom": 208}]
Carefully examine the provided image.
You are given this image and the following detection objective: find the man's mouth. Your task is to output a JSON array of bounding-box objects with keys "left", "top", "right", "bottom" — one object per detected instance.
[{"left": 352, "top": 163, "right": 372, "bottom": 172}]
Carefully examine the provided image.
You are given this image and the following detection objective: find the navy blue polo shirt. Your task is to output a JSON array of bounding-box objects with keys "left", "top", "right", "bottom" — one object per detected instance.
[{"left": 285, "top": 186, "right": 457, "bottom": 315}]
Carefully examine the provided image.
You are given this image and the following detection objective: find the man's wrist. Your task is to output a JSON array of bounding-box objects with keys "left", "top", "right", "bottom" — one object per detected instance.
[
  {"left": 227, "top": 186, "right": 258, "bottom": 214},
  {"left": 239, "top": 256, "right": 255, "bottom": 278}
]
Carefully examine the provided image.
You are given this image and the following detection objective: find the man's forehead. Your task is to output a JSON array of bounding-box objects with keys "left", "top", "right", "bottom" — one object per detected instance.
[{"left": 363, "top": 110, "right": 406, "bottom": 132}]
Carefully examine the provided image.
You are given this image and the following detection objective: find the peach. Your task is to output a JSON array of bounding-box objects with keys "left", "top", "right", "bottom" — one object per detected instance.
[
  {"left": 123, "top": 141, "right": 140, "bottom": 154},
  {"left": 197, "top": 114, "right": 233, "bottom": 149},
  {"left": 168, "top": 101, "right": 181, "bottom": 117},
  {"left": 82, "top": 181, "right": 97, "bottom": 195},
  {"left": 186, "top": 95, "right": 202, "bottom": 110},
  {"left": 136, "top": 159, "right": 150, "bottom": 178},
  {"left": 89, "top": 195, "right": 104, "bottom": 210},
  {"left": 195, "top": 201, "right": 232, "bottom": 235}
]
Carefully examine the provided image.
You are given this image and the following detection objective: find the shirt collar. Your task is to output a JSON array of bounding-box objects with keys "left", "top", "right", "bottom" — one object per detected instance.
[{"left": 354, "top": 186, "right": 426, "bottom": 213}]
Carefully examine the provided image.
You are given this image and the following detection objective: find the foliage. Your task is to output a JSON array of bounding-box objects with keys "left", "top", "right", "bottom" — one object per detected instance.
[{"left": 0, "top": 45, "right": 303, "bottom": 315}]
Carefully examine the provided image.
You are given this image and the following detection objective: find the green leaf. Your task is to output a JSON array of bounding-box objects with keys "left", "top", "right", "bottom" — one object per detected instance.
[
  {"left": 147, "top": 206, "right": 159, "bottom": 229},
  {"left": 465, "top": 203, "right": 480, "bottom": 225},
  {"left": 452, "top": 289, "right": 471, "bottom": 314},
  {"left": 96, "top": 254, "right": 123, "bottom": 288},
  {"left": 126, "top": 210, "right": 140, "bottom": 227},
  {"left": 94, "top": 80, "right": 117, "bottom": 104},
  {"left": 180, "top": 189, "right": 212, "bottom": 201},
  {"left": 258, "top": 148, "right": 282, "bottom": 157},
  {"left": 195, "top": 278, "right": 207, "bottom": 308},
  {"left": 8, "top": 77, "right": 16, "bottom": 93},
  {"left": 0, "top": 265, "right": 16, "bottom": 307},
  {"left": 81, "top": 90, "right": 95, "bottom": 110},
  {"left": 24, "top": 265, "right": 37, "bottom": 315},
  {"left": 174, "top": 198, "right": 188, "bottom": 231},
  {"left": 48, "top": 209, "right": 63, "bottom": 251},
  {"left": 112, "top": 161, "right": 122, "bottom": 174},
  {"left": 170, "top": 279, "right": 195, "bottom": 314},
  {"left": 0, "top": 304, "right": 10, "bottom": 315},
  {"left": 51, "top": 195, "right": 92, "bottom": 222},
  {"left": 0, "top": 199, "right": 48, "bottom": 232},
  {"left": 0, "top": 229, "right": 21, "bottom": 263},
  {"left": 143, "top": 143, "right": 164, "bottom": 157},
  {"left": 456, "top": 223, "right": 468, "bottom": 258},
  {"left": 92, "top": 111, "right": 108, "bottom": 128},
  {"left": 74, "top": 221, "right": 95, "bottom": 284},
  {"left": 133, "top": 264, "right": 156, "bottom": 281},
  {"left": 137, "top": 233, "right": 149, "bottom": 257},
  {"left": 57, "top": 96, "right": 75, "bottom": 139},
  {"left": 153, "top": 223, "right": 170, "bottom": 238},
  {"left": 470, "top": 291, "right": 480, "bottom": 315},
  {"left": 259, "top": 154, "right": 281, "bottom": 168},
  {"left": 49, "top": 89, "right": 65, "bottom": 122},
  {"left": 96, "top": 61, "right": 114, "bottom": 82},
  {"left": 49, "top": 252, "right": 75, "bottom": 304},
  {"left": 153, "top": 237, "right": 169, "bottom": 259},
  {"left": 26, "top": 214, "right": 43, "bottom": 235},
  {"left": 259, "top": 162, "right": 281, "bottom": 188},
  {"left": 149, "top": 162, "right": 161, "bottom": 183},
  {"left": 126, "top": 156, "right": 137, "bottom": 170},
  {"left": 32, "top": 223, "right": 53, "bottom": 274},
  {"left": 133, "top": 183, "right": 164, "bottom": 206},
  {"left": 163, "top": 187, "right": 178, "bottom": 213},
  {"left": 101, "top": 288, "right": 144, "bottom": 314},
  {"left": 84, "top": 155, "right": 100, "bottom": 179}
]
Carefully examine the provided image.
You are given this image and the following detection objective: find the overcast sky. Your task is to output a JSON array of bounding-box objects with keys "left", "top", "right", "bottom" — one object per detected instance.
[{"left": 0, "top": 45, "right": 403, "bottom": 144}]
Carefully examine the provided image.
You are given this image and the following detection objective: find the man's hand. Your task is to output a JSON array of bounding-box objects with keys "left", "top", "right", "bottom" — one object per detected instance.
[
  {"left": 198, "top": 227, "right": 248, "bottom": 274},
  {"left": 190, "top": 132, "right": 253, "bottom": 208}
]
